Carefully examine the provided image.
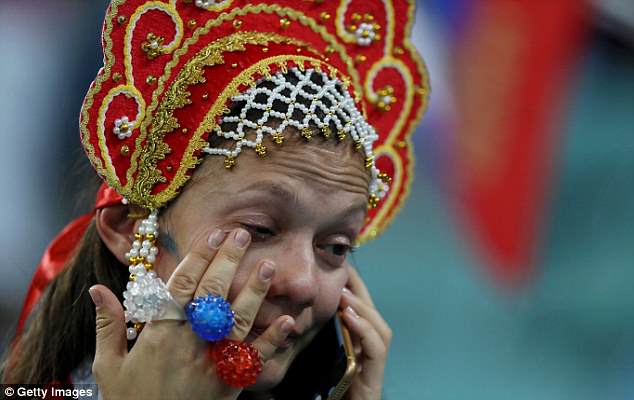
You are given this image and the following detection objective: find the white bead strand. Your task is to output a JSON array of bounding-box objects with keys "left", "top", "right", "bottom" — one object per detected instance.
[
  {"left": 203, "top": 67, "right": 387, "bottom": 205},
  {"left": 122, "top": 209, "right": 170, "bottom": 340}
]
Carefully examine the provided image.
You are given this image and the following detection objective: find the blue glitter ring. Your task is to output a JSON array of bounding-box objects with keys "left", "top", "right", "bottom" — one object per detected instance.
[{"left": 185, "top": 294, "right": 235, "bottom": 341}]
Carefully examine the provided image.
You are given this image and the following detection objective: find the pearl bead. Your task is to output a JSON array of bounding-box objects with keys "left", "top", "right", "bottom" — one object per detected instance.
[{"left": 127, "top": 327, "right": 137, "bottom": 340}]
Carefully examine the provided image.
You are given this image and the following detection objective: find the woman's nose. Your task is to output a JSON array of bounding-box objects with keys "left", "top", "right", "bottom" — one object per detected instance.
[{"left": 267, "top": 238, "right": 319, "bottom": 308}]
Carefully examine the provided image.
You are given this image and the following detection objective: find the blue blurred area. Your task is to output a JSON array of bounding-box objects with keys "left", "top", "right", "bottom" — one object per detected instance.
[
  {"left": 1, "top": 1, "right": 633, "bottom": 399},
  {"left": 355, "top": 29, "right": 634, "bottom": 400}
]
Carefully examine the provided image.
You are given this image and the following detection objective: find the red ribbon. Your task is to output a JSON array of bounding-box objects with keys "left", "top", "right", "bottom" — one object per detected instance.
[{"left": 16, "top": 184, "right": 123, "bottom": 334}]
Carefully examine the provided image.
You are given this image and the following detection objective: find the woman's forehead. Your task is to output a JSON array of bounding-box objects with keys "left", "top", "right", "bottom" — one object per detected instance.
[{"left": 185, "top": 139, "right": 370, "bottom": 211}]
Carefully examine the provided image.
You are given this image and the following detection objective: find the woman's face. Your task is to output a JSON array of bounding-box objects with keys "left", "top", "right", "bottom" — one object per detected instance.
[{"left": 154, "top": 136, "right": 369, "bottom": 390}]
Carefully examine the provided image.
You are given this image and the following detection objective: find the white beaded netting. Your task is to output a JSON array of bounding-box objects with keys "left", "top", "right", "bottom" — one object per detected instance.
[{"left": 204, "top": 67, "right": 389, "bottom": 204}]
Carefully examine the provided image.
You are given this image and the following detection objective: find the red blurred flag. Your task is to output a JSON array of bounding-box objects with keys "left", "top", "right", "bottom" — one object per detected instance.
[{"left": 451, "top": 0, "right": 588, "bottom": 285}]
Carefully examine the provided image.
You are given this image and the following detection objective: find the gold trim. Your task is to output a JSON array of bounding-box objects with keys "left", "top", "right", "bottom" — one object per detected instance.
[
  {"left": 124, "top": 1, "right": 184, "bottom": 86},
  {"left": 357, "top": 0, "right": 430, "bottom": 243},
  {"left": 131, "top": 31, "right": 316, "bottom": 207},
  {"left": 128, "top": 4, "right": 365, "bottom": 208},
  {"left": 80, "top": 0, "right": 123, "bottom": 188},
  {"left": 158, "top": 54, "right": 337, "bottom": 208},
  {"left": 96, "top": 85, "right": 147, "bottom": 189}
]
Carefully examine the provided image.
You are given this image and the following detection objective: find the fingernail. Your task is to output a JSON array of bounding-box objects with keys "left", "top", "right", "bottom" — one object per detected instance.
[
  {"left": 346, "top": 306, "right": 360, "bottom": 319},
  {"left": 234, "top": 228, "right": 250, "bottom": 248},
  {"left": 342, "top": 287, "right": 351, "bottom": 295},
  {"left": 88, "top": 286, "right": 102, "bottom": 307},
  {"left": 281, "top": 318, "right": 294, "bottom": 334},
  {"left": 259, "top": 261, "right": 275, "bottom": 281},
  {"left": 208, "top": 229, "right": 225, "bottom": 248}
]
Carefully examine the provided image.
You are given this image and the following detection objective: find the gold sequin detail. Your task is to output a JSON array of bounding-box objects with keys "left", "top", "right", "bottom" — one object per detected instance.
[
  {"left": 272, "top": 133, "right": 285, "bottom": 144},
  {"left": 255, "top": 143, "right": 267, "bottom": 156},
  {"left": 280, "top": 18, "right": 291, "bottom": 29},
  {"left": 117, "top": 15, "right": 126, "bottom": 25},
  {"left": 146, "top": 75, "right": 156, "bottom": 85},
  {"left": 337, "top": 130, "right": 346, "bottom": 141},
  {"left": 364, "top": 156, "right": 374, "bottom": 169},
  {"left": 368, "top": 194, "right": 379, "bottom": 208},
  {"left": 378, "top": 172, "right": 392, "bottom": 183},
  {"left": 376, "top": 86, "right": 396, "bottom": 111},
  {"left": 224, "top": 156, "right": 236, "bottom": 169},
  {"left": 120, "top": 145, "right": 130, "bottom": 156},
  {"left": 112, "top": 72, "right": 122, "bottom": 82},
  {"left": 301, "top": 128, "right": 313, "bottom": 141},
  {"left": 233, "top": 20, "right": 242, "bottom": 29},
  {"left": 141, "top": 33, "right": 164, "bottom": 60},
  {"left": 187, "top": 19, "right": 197, "bottom": 29}
]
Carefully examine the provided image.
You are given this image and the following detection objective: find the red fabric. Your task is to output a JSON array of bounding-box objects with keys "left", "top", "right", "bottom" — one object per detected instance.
[
  {"left": 16, "top": 183, "right": 123, "bottom": 335},
  {"left": 452, "top": 0, "right": 588, "bottom": 285},
  {"left": 80, "top": 0, "right": 429, "bottom": 243}
]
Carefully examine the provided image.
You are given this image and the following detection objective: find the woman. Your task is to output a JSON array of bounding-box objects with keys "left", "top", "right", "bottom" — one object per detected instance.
[{"left": 3, "top": 0, "right": 429, "bottom": 398}]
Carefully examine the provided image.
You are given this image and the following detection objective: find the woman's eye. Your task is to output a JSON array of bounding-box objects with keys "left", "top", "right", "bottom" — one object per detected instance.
[
  {"left": 241, "top": 224, "right": 274, "bottom": 239},
  {"left": 321, "top": 243, "right": 352, "bottom": 257}
]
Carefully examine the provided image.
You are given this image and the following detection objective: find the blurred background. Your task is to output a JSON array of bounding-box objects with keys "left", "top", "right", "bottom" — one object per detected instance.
[{"left": 1, "top": 0, "right": 632, "bottom": 398}]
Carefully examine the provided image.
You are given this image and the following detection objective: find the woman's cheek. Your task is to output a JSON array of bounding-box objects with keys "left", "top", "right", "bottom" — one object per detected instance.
[
  {"left": 155, "top": 250, "right": 180, "bottom": 283},
  {"left": 315, "top": 269, "right": 348, "bottom": 317}
]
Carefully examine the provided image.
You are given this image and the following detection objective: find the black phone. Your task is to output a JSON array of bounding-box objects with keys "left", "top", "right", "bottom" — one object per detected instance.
[{"left": 270, "top": 311, "right": 357, "bottom": 399}]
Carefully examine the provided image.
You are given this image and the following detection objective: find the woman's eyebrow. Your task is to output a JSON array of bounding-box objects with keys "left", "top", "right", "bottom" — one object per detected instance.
[
  {"left": 238, "top": 180, "right": 367, "bottom": 222},
  {"left": 238, "top": 180, "right": 306, "bottom": 212}
]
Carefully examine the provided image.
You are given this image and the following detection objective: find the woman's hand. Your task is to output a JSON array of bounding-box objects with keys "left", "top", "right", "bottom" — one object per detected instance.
[
  {"left": 339, "top": 264, "right": 392, "bottom": 400},
  {"left": 88, "top": 228, "right": 295, "bottom": 400}
]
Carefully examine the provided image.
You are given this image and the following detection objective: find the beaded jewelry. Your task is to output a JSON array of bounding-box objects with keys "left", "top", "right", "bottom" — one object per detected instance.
[
  {"left": 205, "top": 67, "right": 389, "bottom": 205},
  {"left": 185, "top": 294, "right": 235, "bottom": 341},
  {"left": 211, "top": 339, "right": 263, "bottom": 388},
  {"left": 122, "top": 210, "right": 172, "bottom": 340}
]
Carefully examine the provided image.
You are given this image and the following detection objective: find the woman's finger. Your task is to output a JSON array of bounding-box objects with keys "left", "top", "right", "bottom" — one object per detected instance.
[
  {"left": 166, "top": 229, "right": 227, "bottom": 307},
  {"left": 340, "top": 288, "right": 392, "bottom": 347},
  {"left": 345, "top": 264, "right": 375, "bottom": 307},
  {"left": 194, "top": 228, "right": 251, "bottom": 299},
  {"left": 89, "top": 284, "right": 127, "bottom": 376},
  {"left": 342, "top": 306, "right": 388, "bottom": 391},
  {"left": 228, "top": 260, "right": 276, "bottom": 340},
  {"left": 251, "top": 315, "right": 295, "bottom": 363}
]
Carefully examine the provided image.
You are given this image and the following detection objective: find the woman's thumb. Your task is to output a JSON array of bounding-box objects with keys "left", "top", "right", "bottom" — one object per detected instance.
[{"left": 89, "top": 284, "right": 127, "bottom": 363}]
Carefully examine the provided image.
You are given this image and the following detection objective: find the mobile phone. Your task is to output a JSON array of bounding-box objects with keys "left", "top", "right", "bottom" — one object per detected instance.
[
  {"left": 270, "top": 311, "right": 357, "bottom": 399},
  {"left": 323, "top": 311, "right": 357, "bottom": 400}
]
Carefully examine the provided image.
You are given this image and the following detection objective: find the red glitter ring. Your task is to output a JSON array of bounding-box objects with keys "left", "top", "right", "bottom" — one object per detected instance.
[{"left": 211, "top": 339, "right": 263, "bottom": 388}]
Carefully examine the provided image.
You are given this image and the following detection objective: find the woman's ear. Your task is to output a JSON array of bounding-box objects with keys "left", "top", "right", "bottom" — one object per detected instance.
[{"left": 95, "top": 205, "right": 138, "bottom": 265}]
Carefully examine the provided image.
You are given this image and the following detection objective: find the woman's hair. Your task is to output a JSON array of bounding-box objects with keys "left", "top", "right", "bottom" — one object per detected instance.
[{"left": 2, "top": 220, "right": 128, "bottom": 383}]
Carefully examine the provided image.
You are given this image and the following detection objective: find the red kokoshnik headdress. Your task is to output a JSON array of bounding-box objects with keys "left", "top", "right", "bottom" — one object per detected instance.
[
  {"left": 18, "top": 0, "right": 428, "bottom": 334},
  {"left": 82, "top": 0, "right": 429, "bottom": 241}
]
